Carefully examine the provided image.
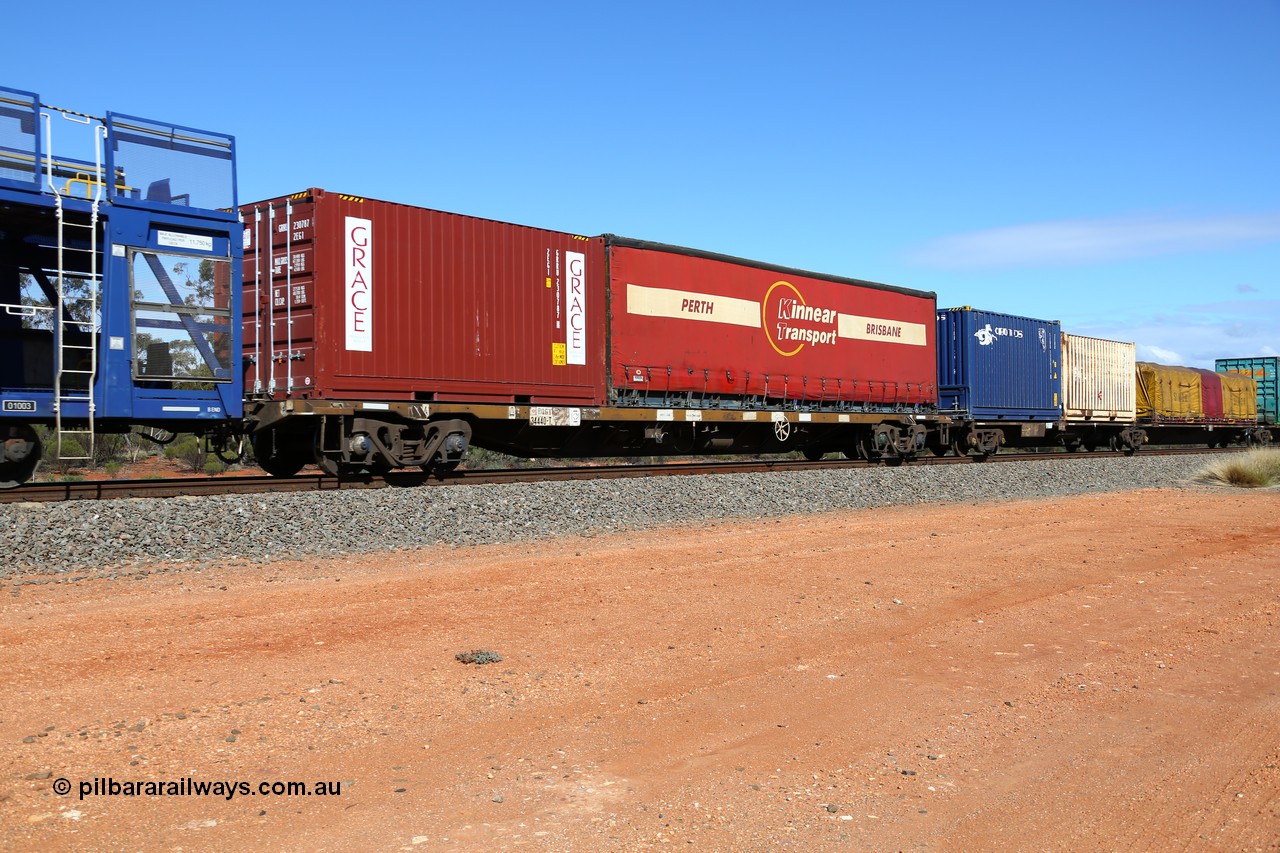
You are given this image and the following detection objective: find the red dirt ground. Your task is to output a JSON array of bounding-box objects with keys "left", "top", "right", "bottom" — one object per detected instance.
[
  {"left": 56, "top": 454, "right": 261, "bottom": 482},
  {"left": 1, "top": 487, "right": 1278, "bottom": 851}
]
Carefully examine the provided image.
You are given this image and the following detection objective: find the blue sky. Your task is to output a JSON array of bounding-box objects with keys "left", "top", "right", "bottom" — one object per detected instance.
[{"left": 6, "top": 1, "right": 1277, "bottom": 367}]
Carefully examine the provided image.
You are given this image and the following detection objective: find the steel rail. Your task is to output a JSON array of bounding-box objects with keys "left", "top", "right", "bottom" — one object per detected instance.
[{"left": 0, "top": 446, "right": 1245, "bottom": 505}]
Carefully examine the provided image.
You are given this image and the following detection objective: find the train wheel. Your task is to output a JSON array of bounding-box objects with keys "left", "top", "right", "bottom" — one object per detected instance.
[
  {"left": 964, "top": 440, "right": 995, "bottom": 462},
  {"left": 0, "top": 424, "right": 42, "bottom": 489},
  {"left": 802, "top": 447, "right": 826, "bottom": 461},
  {"left": 1108, "top": 435, "right": 1137, "bottom": 456},
  {"left": 260, "top": 455, "right": 307, "bottom": 477},
  {"left": 251, "top": 431, "right": 309, "bottom": 478}
]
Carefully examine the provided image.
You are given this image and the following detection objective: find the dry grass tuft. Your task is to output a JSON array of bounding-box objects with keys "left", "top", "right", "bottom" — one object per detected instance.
[{"left": 1193, "top": 448, "right": 1280, "bottom": 488}]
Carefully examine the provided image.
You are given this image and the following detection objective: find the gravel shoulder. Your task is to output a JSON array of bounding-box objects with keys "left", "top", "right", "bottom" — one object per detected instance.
[
  {"left": 2, "top": 453, "right": 1231, "bottom": 575},
  {"left": 1, "top": 484, "right": 1278, "bottom": 851}
]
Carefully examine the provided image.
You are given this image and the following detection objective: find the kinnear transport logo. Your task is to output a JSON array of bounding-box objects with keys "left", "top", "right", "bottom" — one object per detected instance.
[
  {"left": 764, "top": 280, "right": 838, "bottom": 356},
  {"left": 624, "top": 280, "right": 927, "bottom": 356}
]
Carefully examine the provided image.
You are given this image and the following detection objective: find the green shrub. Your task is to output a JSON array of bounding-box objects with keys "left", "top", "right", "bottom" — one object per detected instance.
[
  {"left": 42, "top": 434, "right": 85, "bottom": 473},
  {"left": 164, "top": 435, "right": 207, "bottom": 473},
  {"left": 93, "top": 433, "right": 130, "bottom": 468}
]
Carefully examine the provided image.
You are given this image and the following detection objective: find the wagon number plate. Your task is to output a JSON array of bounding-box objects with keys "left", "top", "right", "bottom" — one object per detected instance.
[
  {"left": 2, "top": 400, "right": 36, "bottom": 412},
  {"left": 528, "top": 406, "right": 582, "bottom": 427}
]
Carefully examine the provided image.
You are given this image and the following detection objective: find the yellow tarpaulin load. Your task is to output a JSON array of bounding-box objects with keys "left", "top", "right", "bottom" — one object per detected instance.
[
  {"left": 1215, "top": 370, "right": 1259, "bottom": 421},
  {"left": 1136, "top": 362, "right": 1204, "bottom": 420}
]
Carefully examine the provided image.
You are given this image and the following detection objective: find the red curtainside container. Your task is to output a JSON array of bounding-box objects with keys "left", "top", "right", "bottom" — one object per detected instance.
[
  {"left": 241, "top": 189, "right": 606, "bottom": 405},
  {"left": 605, "top": 237, "right": 937, "bottom": 407}
]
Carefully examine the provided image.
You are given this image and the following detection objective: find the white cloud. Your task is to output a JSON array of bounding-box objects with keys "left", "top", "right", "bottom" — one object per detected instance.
[
  {"left": 1069, "top": 296, "right": 1280, "bottom": 368},
  {"left": 908, "top": 213, "right": 1280, "bottom": 270},
  {"left": 1138, "top": 344, "right": 1184, "bottom": 364}
]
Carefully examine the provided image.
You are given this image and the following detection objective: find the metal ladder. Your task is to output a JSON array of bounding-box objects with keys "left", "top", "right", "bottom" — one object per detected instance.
[{"left": 45, "top": 115, "right": 106, "bottom": 462}]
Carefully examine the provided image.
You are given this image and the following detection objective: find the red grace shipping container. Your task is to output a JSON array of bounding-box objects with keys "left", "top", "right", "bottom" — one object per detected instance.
[
  {"left": 242, "top": 188, "right": 606, "bottom": 404},
  {"left": 240, "top": 190, "right": 938, "bottom": 475}
]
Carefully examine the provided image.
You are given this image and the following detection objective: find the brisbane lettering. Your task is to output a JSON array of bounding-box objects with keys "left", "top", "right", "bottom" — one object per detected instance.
[{"left": 866, "top": 322, "right": 902, "bottom": 338}]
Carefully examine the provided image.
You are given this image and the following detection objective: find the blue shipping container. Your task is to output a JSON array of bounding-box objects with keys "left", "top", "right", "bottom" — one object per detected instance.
[
  {"left": 937, "top": 308, "right": 1061, "bottom": 420},
  {"left": 1216, "top": 357, "right": 1279, "bottom": 424}
]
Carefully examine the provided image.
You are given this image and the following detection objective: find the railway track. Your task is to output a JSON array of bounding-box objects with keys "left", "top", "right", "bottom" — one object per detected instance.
[{"left": 0, "top": 446, "right": 1243, "bottom": 505}]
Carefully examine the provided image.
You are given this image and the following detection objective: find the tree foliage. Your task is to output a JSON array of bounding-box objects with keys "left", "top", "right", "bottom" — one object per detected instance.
[
  {"left": 163, "top": 435, "right": 207, "bottom": 473},
  {"left": 18, "top": 273, "right": 94, "bottom": 331}
]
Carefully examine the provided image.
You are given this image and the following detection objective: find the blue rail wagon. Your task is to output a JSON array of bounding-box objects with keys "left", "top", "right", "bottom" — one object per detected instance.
[
  {"left": 0, "top": 85, "right": 242, "bottom": 487},
  {"left": 935, "top": 307, "right": 1062, "bottom": 456}
]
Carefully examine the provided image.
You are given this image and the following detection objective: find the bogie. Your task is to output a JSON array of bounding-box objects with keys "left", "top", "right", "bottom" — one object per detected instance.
[{"left": 0, "top": 424, "right": 42, "bottom": 490}]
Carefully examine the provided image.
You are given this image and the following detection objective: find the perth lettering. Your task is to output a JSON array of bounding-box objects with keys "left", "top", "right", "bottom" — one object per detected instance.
[{"left": 680, "top": 298, "right": 715, "bottom": 314}]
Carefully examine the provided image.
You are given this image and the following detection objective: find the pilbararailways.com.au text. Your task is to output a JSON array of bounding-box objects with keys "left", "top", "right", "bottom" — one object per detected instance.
[{"left": 56, "top": 777, "right": 342, "bottom": 801}]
